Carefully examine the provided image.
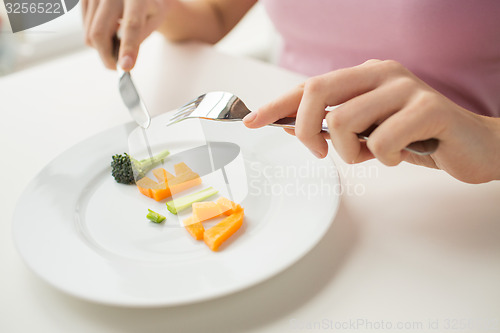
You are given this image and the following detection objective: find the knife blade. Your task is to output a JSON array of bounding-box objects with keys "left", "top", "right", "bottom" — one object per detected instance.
[
  {"left": 112, "top": 35, "right": 151, "bottom": 129},
  {"left": 111, "top": 34, "right": 154, "bottom": 163},
  {"left": 165, "top": 142, "right": 241, "bottom": 178}
]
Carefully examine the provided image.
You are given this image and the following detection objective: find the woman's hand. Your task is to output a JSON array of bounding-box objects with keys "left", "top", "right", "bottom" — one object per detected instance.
[
  {"left": 243, "top": 60, "right": 500, "bottom": 184},
  {"left": 82, "top": 0, "right": 170, "bottom": 70},
  {"left": 82, "top": 0, "right": 256, "bottom": 70}
]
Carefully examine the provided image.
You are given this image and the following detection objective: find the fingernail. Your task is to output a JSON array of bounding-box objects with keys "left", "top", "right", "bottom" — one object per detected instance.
[
  {"left": 310, "top": 149, "right": 323, "bottom": 159},
  {"left": 119, "top": 55, "right": 133, "bottom": 71},
  {"left": 243, "top": 112, "right": 257, "bottom": 123}
]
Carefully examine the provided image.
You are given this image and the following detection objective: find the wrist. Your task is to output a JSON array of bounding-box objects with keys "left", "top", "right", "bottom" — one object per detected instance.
[
  {"left": 492, "top": 117, "right": 500, "bottom": 181},
  {"left": 481, "top": 115, "right": 500, "bottom": 181}
]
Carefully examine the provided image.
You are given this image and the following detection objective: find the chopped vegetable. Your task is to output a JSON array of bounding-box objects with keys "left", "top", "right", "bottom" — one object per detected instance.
[
  {"left": 167, "top": 170, "right": 202, "bottom": 196},
  {"left": 152, "top": 168, "right": 174, "bottom": 183},
  {"left": 136, "top": 163, "right": 201, "bottom": 202},
  {"left": 188, "top": 198, "right": 242, "bottom": 224},
  {"left": 110, "top": 153, "right": 135, "bottom": 184},
  {"left": 146, "top": 209, "right": 166, "bottom": 223},
  {"left": 192, "top": 201, "right": 223, "bottom": 224},
  {"left": 166, "top": 187, "right": 218, "bottom": 214},
  {"left": 174, "top": 162, "right": 192, "bottom": 175},
  {"left": 204, "top": 210, "right": 244, "bottom": 251},
  {"left": 136, "top": 176, "right": 170, "bottom": 201},
  {"left": 181, "top": 197, "right": 245, "bottom": 248},
  {"left": 111, "top": 150, "right": 170, "bottom": 184},
  {"left": 216, "top": 197, "right": 242, "bottom": 216},
  {"left": 183, "top": 216, "right": 205, "bottom": 240}
]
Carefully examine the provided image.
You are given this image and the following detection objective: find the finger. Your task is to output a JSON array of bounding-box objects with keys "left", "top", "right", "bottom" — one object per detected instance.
[
  {"left": 325, "top": 79, "right": 411, "bottom": 163},
  {"left": 144, "top": 7, "right": 166, "bottom": 32},
  {"left": 404, "top": 150, "right": 438, "bottom": 169},
  {"left": 81, "top": 0, "right": 88, "bottom": 20},
  {"left": 280, "top": 60, "right": 400, "bottom": 159},
  {"left": 362, "top": 59, "right": 382, "bottom": 66},
  {"left": 356, "top": 141, "right": 376, "bottom": 163},
  {"left": 89, "top": 1, "right": 122, "bottom": 69},
  {"left": 243, "top": 84, "right": 303, "bottom": 128},
  {"left": 326, "top": 110, "right": 362, "bottom": 163},
  {"left": 307, "top": 59, "right": 409, "bottom": 108},
  {"left": 83, "top": 0, "right": 99, "bottom": 46},
  {"left": 294, "top": 78, "right": 331, "bottom": 158},
  {"left": 119, "top": 0, "right": 149, "bottom": 71},
  {"left": 284, "top": 128, "right": 332, "bottom": 140},
  {"left": 244, "top": 59, "right": 392, "bottom": 130},
  {"left": 367, "top": 99, "right": 445, "bottom": 166},
  {"left": 326, "top": 123, "right": 374, "bottom": 163}
]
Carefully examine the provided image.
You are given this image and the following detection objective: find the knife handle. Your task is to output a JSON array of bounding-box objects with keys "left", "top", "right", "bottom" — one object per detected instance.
[
  {"left": 111, "top": 34, "right": 126, "bottom": 76},
  {"left": 112, "top": 34, "right": 120, "bottom": 62}
]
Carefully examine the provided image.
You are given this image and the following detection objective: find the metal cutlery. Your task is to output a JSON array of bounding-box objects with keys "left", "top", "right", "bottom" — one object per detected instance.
[{"left": 112, "top": 35, "right": 151, "bottom": 128}]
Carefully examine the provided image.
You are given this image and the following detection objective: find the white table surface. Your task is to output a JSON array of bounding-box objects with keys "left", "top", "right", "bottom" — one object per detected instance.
[{"left": 1, "top": 34, "right": 500, "bottom": 333}]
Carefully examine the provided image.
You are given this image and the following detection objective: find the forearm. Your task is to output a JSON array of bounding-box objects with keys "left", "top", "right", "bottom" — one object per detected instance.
[
  {"left": 486, "top": 115, "right": 500, "bottom": 181},
  {"left": 158, "top": 0, "right": 257, "bottom": 44}
]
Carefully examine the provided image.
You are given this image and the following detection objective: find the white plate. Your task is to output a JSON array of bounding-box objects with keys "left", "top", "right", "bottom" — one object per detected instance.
[{"left": 13, "top": 116, "right": 340, "bottom": 307}]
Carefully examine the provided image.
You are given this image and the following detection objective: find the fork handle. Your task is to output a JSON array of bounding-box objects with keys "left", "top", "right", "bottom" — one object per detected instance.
[{"left": 269, "top": 118, "right": 438, "bottom": 156}]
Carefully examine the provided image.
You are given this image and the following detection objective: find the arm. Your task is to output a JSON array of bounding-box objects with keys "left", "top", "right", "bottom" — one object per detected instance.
[{"left": 158, "top": 0, "right": 257, "bottom": 44}]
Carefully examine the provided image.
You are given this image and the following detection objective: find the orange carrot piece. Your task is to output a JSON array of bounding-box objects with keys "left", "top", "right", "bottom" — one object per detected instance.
[
  {"left": 174, "top": 162, "right": 192, "bottom": 175},
  {"left": 216, "top": 197, "right": 242, "bottom": 216},
  {"left": 204, "top": 210, "right": 244, "bottom": 251},
  {"left": 136, "top": 176, "right": 164, "bottom": 199},
  {"left": 152, "top": 168, "right": 175, "bottom": 183},
  {"left": 136, "top": 176, "right": 159, "bottom": 189},
  {"left": 138, "top": 186, "right": 152, "bottom": 198},
  {"left": 168, "top": 171, "right": 202, "bottom": 195},
  {"left": 136, "top": 166, "right": 201, "bottom": 201},
  {"left": 192, "top": 201, "right": 222, "bottom": 223},
  {"left": 136, "top": 177, "right": 171, "bottom": 202},
  {"left": 150, "top": 184, "right": 171, "bottom": 201},
  {"left": 183, "top": 216, "right": 205, "bottom": 240}
]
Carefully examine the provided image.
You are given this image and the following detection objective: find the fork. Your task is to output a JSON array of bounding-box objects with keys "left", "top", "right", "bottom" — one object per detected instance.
[{"left": 166, "top": 91, "right": 439, "bottom": 156}]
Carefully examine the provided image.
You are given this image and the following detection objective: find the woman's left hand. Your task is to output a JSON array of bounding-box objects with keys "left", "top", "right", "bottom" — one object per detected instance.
[{"left": 243, "top": 59, "right": 500, "bottom": 184}]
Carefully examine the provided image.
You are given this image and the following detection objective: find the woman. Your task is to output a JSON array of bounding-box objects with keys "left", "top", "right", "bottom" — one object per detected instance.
[{"left": 82, "top": 0, "right": 500, "bottom": 183}]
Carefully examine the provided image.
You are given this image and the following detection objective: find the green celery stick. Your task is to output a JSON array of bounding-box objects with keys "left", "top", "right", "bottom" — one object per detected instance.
[
  {"left": 147, "top": 209, "right": 166, "bottom": 223},
  {"left": 166, "top": 187, "right": 218, "bottom": 214}
]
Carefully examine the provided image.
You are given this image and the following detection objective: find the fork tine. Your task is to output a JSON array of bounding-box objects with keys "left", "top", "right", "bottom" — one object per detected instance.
[
  {"left": 179, "top": 94, "right": 205, "bottom": 110},
  {"left": 165, "top": 104, "right": 198, "bottom": 127},
  {"left": 166, "top": 109, "right": 199, "bottom": 124},
  {"left": 171, "top": 94, "right": 205, "bottom": 116},
  {"left": 172, "top": 104, "right": 193, "bottom": 117},
  {"left": 166, "top": 93, "right": 206, "bottom": 126},
  {"left": 169, "top": 105, "right": 196, "bottom": 122},
  {"left": 166, "top": 92, "right": 233, "bottom": 127},
  {"left": 173, "top": 101, "right": 196, "bottom": 116},
  {"left": 192, "top": 93, "right": 205, "bottom": 104},
  {"left": 165, "top": 117, "right": 184, "bottom": 127}
]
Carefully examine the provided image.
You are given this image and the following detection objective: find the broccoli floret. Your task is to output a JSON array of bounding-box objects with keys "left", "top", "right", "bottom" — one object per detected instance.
[
  {"left": 111, "top": 153, "right": 134, "bottom": 184},
  {"left": 111, "top": 150, "right": 170, "bottom": 184}
]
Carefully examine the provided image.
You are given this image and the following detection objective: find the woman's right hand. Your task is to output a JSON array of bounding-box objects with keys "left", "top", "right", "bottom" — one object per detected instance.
[
  {"left": 244, "top": 60, "right": 500, "bottom": 184},
  {"left": 82, "top": 0, "right": 171, "bottom": 71}
]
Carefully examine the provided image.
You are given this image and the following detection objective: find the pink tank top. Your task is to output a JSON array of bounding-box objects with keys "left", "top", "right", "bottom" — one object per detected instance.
[{"left": 260, "top": 0, "right": 500, "bottom": 117}]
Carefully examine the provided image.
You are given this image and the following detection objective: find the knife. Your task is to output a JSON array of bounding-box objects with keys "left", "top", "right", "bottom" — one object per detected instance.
[
  {"left": 165, "top": 142, "right": 241, "bottom": 178},
  {"left": 112, "top": 35, "right": 151, "bottom": 129}
]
